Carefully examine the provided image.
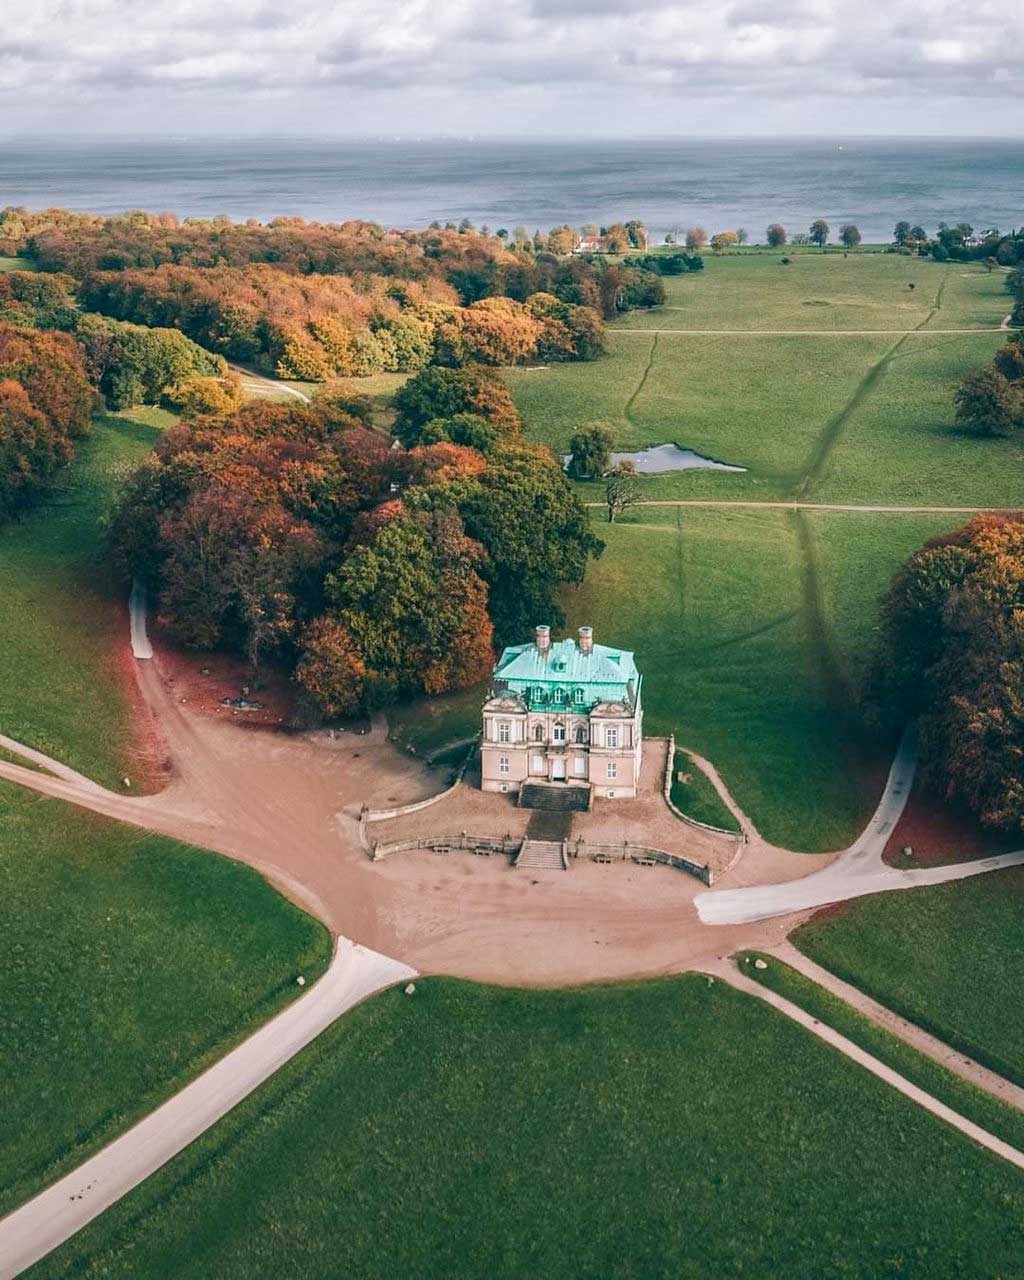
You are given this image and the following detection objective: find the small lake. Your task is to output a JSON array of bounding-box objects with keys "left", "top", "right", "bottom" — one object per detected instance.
[{"left": 563, "top": 443, "right": 746, "bottom": 475}]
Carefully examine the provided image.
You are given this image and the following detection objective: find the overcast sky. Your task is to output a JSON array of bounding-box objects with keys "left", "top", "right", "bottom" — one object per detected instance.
[{"left": 3, "top": 0, "right": 1022, "bottom": 138}]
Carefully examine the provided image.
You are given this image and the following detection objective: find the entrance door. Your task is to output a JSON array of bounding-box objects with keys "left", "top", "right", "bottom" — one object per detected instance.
[{"left": 552, "top": 757, "right": 567, "bottom": 781}]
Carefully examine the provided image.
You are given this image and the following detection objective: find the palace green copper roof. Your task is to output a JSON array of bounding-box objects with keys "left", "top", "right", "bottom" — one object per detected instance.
[{"left": 492, "top": 636, "right": 640, "bottom": 709}]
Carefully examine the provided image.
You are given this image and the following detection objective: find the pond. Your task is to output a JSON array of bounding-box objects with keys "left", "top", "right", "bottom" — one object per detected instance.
[{"left": 563, "top": 443, "right": 746, "bottom": 475}]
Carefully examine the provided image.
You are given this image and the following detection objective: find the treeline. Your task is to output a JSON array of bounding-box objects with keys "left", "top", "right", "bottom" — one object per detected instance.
[
  {"left": 0, "top": 207, "right": 666, "bottom": 315},
  {"left": 0, "top": 323, "right": 92, "bottom": 522},
  {"left": 80, "top": 265, "right": 608, "bottom": 378},
  {"left": 868, "top": 514, "right": 1024, "bottom": 833},
  {"left": 888, "top": 221, "right": 1024, "bottom": 266},
  {"left": 111, "top": 365, "right": 603, "bottom": 714}
]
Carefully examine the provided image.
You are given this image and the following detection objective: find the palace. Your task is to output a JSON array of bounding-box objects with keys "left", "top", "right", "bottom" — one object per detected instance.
[{"left": 481, "top": 625, "right": 643, "bottom": 800}]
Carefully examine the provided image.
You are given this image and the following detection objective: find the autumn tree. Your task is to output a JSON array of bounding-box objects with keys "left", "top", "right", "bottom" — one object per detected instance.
[
  {"left": 710, "top": 231, "right": 739, "bottom": 254},
  {"left": 868, "top": 515, "right": 1024, "bottom": 832},
  {"left": 766, "top": 224, "right": 787, "bottom": 247},
  {"left": 685, "top": 227, "right": 708, "bottom": 252}
]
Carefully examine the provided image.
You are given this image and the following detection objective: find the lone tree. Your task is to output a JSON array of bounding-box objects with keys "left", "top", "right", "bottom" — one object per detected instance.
[
  {"left": 710, "top": 231, "right": 739, "bottom": 253},
  {"left": 685, "top": 227, "right": 708, "bottom": 252},
  {"left": 567, "top": 426, "right": 613, "bottom": 479},
  {"left": 840, "top": 224, "right": 861, "bottom": 249},
  {"left": 954, "top": 367, "right": 1023, "bottom": 436},
  {"left": 766, "top": 223, "right": 787, "bottom": 247},
  {"left": 605, "top": 462, "right": 639, "bottom": 523},
  {"left": 810, "top": 219, "right": 830, "bottom": 249},
  {"left": 894, "top": 221, "right": 912, "bottom": 246}
]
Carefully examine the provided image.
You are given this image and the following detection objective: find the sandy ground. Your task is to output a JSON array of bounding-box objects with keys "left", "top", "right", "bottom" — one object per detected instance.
[{"left": 0, "top": 645, "right": 828, "bottom": 986}]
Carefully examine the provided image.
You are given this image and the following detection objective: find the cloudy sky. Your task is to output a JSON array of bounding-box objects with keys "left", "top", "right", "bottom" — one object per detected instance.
[{"left": 3, "top": 0, "right": 1022, "bottom": 138}]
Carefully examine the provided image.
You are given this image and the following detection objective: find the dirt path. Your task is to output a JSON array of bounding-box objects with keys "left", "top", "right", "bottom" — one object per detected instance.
[
  {"left": 611, "top": 326, "right": 1015, "bottom": 337},
  {"left": 706, "top": 957, "right": 1024, "bottom": 1172},
  {"left": 766, "top": 940, "right": 1024, "bottom": 1112},
  {"left": 586, "top": 499, "right": 1017, "bottom": 514},
  {"left": 228, "top": 363, "right": 311, "bottom": 404},
  {"left": 0, "top": 940, "right": 416, "bottom": 1280}
]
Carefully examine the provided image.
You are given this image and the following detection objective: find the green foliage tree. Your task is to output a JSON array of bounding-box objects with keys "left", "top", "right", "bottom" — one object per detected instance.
[
  {"left": 809, "top": 219, "right": 830, "bottom": 249},
  {"left": 840, "top": 224, "right": 862, "bottom": 249},
  {"left": 567, "top": 426, "right": 613, "bottom": 479},
  {"left": 955, "top": 367, "right": 1024, "bottom": 437}
]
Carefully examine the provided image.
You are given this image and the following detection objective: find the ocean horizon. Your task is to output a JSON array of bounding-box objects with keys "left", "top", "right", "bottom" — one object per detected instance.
[{"left": 1, "top": 136, "right": 1021, "bottom": 243}]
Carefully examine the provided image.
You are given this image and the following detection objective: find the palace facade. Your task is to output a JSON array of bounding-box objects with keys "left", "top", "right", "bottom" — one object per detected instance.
[{"left": 481, "top": 625, "right": 643, "bottom": 799}]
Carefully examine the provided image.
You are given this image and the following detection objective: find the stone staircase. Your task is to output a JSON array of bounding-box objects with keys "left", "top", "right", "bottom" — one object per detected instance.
[
  {"left": 514, "top": 839, "right": 568, "bottom": 872},
  {"left": 519, "top": 783, "right": 591, "bottom": 813}
]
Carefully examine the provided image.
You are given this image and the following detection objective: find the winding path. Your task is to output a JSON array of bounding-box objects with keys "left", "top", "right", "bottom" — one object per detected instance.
[
  {"left": 0, "top": 941, "right": 416, "bottom": 1280},
  {"left": 611, "top": 326, "right": 1016, "bottom": 337},
  {"left": 696, "top": 730, "right": 1024, "bottom": 925}
]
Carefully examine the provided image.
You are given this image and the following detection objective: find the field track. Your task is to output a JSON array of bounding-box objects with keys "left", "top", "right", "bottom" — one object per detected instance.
[{"left": 587, "top": 500, "right": 1020, "bottom": 514}]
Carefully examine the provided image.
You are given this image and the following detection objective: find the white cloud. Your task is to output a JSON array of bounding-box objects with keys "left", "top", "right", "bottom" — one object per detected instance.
[{"left": 0, "top": 0, "right": 1021, "bottom": 134}]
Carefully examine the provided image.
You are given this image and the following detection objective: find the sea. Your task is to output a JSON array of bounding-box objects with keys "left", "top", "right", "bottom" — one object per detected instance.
[{"left": 1, "top": 137, "right": 1021, "bottom": 243}]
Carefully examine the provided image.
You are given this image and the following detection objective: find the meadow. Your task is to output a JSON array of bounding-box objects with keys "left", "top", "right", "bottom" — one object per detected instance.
[{"left": 36, "top": 975, "right": 1024, "bottom": 1280}]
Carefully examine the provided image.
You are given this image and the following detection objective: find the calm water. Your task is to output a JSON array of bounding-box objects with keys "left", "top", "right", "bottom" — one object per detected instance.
[
  {"left": 563, "top": 443, "right": 746, "bottom": 474},
  {"left": 1, "top": 138, "right": 1021, "bottom": 241}
]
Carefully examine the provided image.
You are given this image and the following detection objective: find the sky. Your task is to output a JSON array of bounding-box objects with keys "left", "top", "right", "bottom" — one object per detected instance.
[{"left": 2, "top": 0, "right": 1022, "bottom": 139}]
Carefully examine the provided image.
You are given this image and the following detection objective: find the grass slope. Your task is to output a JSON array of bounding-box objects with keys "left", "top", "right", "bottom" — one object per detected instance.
[
  {"left": 0, "top": 409, "right": 174, "bottom": 787},
  {"left": 36, "top": 975, "right": 1024, "bottom": 1280},
  {"left": 793, "top": 869, "right": 1024, "bottom": 1087},
  {"left": 0, "top": 784, "right": 330, "bottom": 1218}
]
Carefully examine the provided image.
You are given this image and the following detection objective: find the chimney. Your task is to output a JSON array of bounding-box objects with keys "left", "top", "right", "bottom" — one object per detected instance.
[
  {"left": 535, "top": 624, "right": 551, "bottom": 654},
  {"left": 578, "top": 625, "right": 593, "bottom": 654}
]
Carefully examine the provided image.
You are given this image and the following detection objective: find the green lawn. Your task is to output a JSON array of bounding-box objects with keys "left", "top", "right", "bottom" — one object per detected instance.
[
  {"left": 36, "top": 975, "right": 1024, "bottom": 1280},
  {"left": 792, "top": 869, "right": 1024, "bottom": 1087},
  {"left": 0, "top": 783, "right": 330, "bottom": 1218},
  {"left": 669, "top": 749, "right": 741, "bottom": 832},
  {"left": 0, "top": 254, "right": 37, "bottom": 273},
  {"left": 739, "top": 950, "right": 1024, "bottom": 1155}
]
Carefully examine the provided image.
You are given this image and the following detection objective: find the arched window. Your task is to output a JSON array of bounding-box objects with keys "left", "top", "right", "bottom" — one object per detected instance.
[
  {"left": 553, "top": 723, "right": 566, "bottom": 743},
  {"left": 533, "top": 724, "right": 544, "bottom": 742},
  {"left": 575, "top": 726, "right": 587, "bottom": 744}
]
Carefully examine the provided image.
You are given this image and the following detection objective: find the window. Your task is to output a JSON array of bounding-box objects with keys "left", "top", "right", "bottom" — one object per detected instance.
[
  {"left": 553, "top": 687, "right": 564, "bottom": 703},
  {"left": 574, "top": 726, "right": 587, "bottom": 744},
  {"left": 533, "top": 724, "right": 544, "bottom": 742},
  {"left": 499, "top": 755, "right": 509, "bottom": 775},
  {"left": 553, "top": 724, "right": 566, "bottom": 743},
  {"left": 573, "top": 688, "right": 584, "bottom": 704},
  {"left": 606, "top": 727, "right": 620, "bottom": 749},
  {"left": 531, "top": 754, "right": 545, "bottom": 773},
  {"left": 606, "top": 761, "right": 618, "bottom": 780},
  {"left": 498, "top": 721, "right": 510, "bottom": 744}
]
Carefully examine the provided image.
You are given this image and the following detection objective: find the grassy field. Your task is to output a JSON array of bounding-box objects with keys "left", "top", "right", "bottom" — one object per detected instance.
[
  {"left": 739, "top": 950, "right": 1024, "bottom": 1153},
  {"left": 0, "top": 783, "right": 330, "bottom": 1218},
  {"left": 37, "top": 975, "right": 1024, "bottom": 1279},
  {"left": 669, "top": 749, "right": 741, "bottom": 832},
  {"left": 792, "top": 869, "right": 1024, "bottom": 1086},
  {"left": 615, "top": 249, "right": 947, "bottom": 332},
  {"left": 505, "top": 254, "right": 1019, "bottom": 506},
  {"left": 0, "top": 254, "right": 36, "bottom": 272}
]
